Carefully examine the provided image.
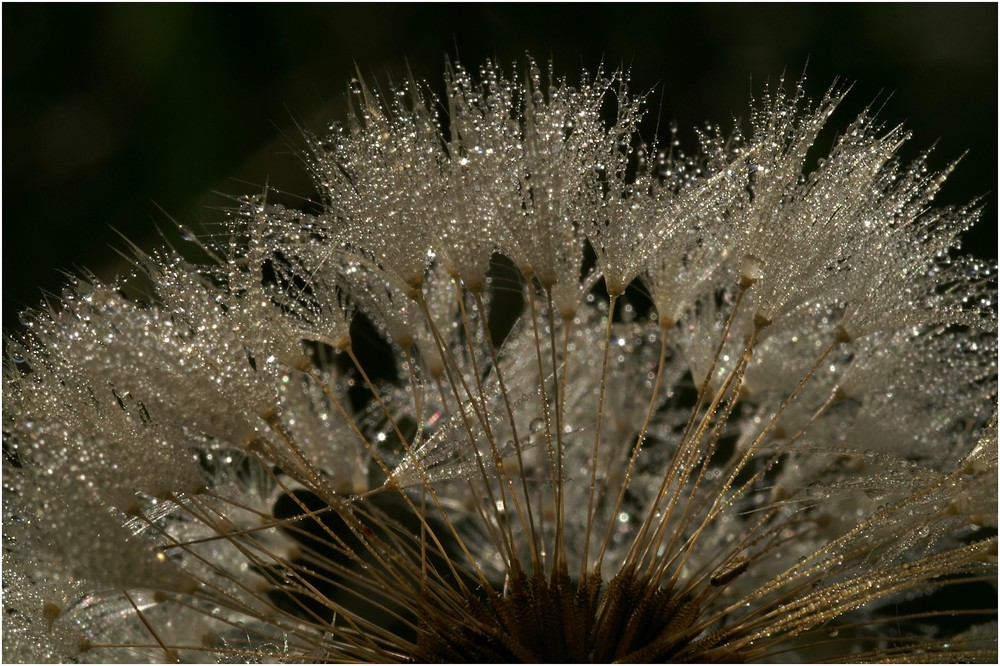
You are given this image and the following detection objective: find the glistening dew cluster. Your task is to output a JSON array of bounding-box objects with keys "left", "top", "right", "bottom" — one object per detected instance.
[{"left": 3, "top": 58, "right": 997, "bottom": 663}]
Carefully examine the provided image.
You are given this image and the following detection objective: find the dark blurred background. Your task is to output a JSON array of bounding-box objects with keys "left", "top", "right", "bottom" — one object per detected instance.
[{"left": 3, "top": 3, "right": 997, "bottom": 328}]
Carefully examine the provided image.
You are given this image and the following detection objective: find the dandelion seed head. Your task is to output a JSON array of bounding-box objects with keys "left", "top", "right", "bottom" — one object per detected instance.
[{"left": 3, "top": 58, "right": 997, "bottom": 663}]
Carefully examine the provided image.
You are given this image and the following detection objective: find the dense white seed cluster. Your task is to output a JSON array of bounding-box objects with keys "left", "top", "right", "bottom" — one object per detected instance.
[{"left": 3, "top": 59, "right": 996, "bottom": 663}]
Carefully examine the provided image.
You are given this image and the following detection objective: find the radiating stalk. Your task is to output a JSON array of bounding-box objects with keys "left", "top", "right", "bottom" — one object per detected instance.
[
  {"left": 580, "top": 292, "right": 618, "bottom": 579},
  {"left": 594, "top": 324, "right": 670, "bottom": 570}
]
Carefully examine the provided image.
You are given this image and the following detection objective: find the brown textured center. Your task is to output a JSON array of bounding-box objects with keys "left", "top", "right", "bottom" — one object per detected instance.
[{"left": 415, "top": 567, "right": 740, "bottom": 663}]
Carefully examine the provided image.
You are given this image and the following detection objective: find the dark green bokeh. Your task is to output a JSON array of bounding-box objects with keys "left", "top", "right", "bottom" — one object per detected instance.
[{"left": 4, "top": 3, "right": 997, "bottom": 328}]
